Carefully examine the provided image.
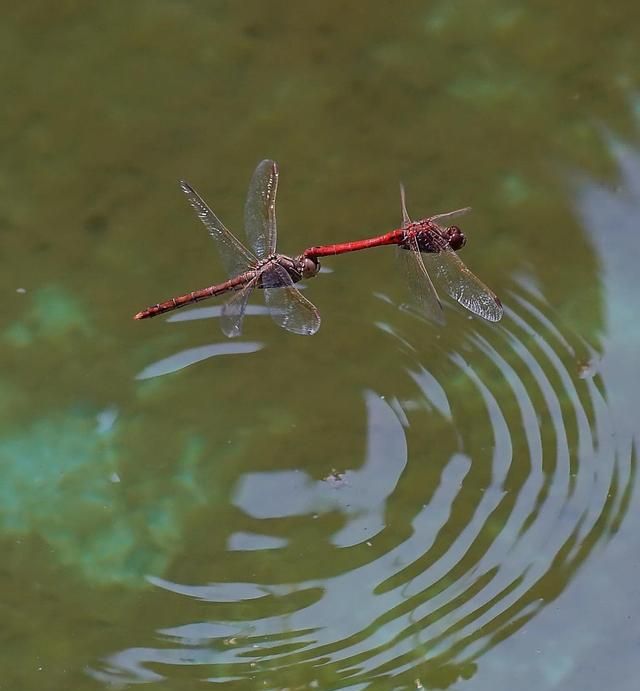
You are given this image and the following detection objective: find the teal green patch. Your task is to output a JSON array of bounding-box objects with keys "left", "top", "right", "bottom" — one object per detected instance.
[
  {"left": 3, "top": 322, "right": 32, "bottom": 347},
  {"left": 499, "top": 173, "right": 531, "bottom": 205},
  {"left": 0, "top": 411, "right": 209, "bottom": 586},
  {"left": 4, "top": 285, "right": 92, "bottom": 346},
  {"left": 32, "top": 285, "right": 90, "bottom": 336},
  {"left": 446, "top": 74, "right": 520, "bottom": 104}
]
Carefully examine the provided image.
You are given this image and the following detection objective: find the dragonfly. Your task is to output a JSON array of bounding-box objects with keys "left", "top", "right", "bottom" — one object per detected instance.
[
  {"left": 134, "top": 160, "right": 321, "bottom": 337},
  {"left": 302, "top": 185, "right": 503, "bottom": 323}
]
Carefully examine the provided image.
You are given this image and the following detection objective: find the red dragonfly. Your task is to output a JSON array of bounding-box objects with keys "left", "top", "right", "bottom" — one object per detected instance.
[
  {"left": 134, "top": 160, "right": 321, "bottom": 337},
  {"left": 303, "top": 185, "right": 503, "bottom": 323}
]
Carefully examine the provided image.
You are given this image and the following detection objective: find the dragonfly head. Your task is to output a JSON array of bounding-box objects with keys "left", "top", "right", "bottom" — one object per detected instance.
[
  {"left": 299, "top": 256, "right": 320, "bottom": 279},
  {"left": 445, "top": 225, "right": 466, "bottom": 251}
]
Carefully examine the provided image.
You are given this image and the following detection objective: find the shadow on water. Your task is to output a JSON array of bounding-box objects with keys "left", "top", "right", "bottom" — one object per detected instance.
[{"left": 88, "top": 194, "right": 634, "bottom": 688}]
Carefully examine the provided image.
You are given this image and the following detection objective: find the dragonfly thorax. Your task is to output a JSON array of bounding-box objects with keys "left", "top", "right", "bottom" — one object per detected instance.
[
  {"left": 260, "top": 254, "right": 320, "bottom": 285},
  {"left": 402, "top": 221, "right": 466, "bottom": 253}
]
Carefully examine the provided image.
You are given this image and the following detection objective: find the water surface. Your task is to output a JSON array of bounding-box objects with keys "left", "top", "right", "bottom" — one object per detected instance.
[{"left": 2, "top": 2, "right": 640, "bottom": 689}]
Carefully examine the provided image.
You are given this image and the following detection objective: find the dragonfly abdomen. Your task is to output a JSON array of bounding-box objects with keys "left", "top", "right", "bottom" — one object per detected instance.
[{"left": 134, "top": 272, "right": 250, "bottom": 319}]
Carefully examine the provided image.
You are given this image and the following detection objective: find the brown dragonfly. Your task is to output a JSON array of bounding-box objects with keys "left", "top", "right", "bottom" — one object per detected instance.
[
  {"left": 303, "top": 185, "right": 503, "bottom": 323},
  {"left": 134, "top": 160, "right": 321, "bottom": 337}
]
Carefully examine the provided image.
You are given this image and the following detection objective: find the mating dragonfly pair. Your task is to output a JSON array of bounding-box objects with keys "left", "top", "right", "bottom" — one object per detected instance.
[{"left": 134, "top": 159, "right": 503, "bottom": 335}]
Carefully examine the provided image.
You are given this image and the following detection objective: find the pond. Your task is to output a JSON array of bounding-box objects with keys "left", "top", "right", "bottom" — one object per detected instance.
[{"left": 2, "top": 2, "right": 639, "bottom": 689}]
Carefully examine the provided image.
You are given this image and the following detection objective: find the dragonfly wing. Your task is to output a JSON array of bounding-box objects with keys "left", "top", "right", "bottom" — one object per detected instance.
[
  {"left": 180, "top": 180, "right": 256, "bottom": 279},
  {"left": 220, "top": 276, "right": 259, "bottom": 338},
  {"left": 244, "top": 159, "right": 278, "bottom": 259},
  {"left": 397, "top": 234, "right": 444, "bottom": 324},
  {"left": 423, "top": 246, "right": 503, "bottom": 322},
  {"left": 399, "top": 183, "right": 412, "bottom": 226},
  {"left": 429, "top": 207, "right": 471, "bottom": 224},
  {"left": 261, "top": 263, "right": 321, "bottom": 335}
]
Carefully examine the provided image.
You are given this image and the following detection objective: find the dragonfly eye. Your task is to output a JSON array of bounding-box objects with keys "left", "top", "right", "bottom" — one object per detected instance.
[
  {"left": 447, "top": 225, "right": 466, "bottom": 250},
  {"left": 301, "top": 257, "right": 320, "bottom": 279}
]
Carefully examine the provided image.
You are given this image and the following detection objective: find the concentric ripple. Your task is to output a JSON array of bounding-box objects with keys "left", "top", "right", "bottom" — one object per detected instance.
[{"left": 90, "top": 277, "right": 631, "bottom": 689}]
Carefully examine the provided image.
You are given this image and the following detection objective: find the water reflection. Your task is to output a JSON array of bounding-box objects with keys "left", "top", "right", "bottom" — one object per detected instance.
[
  {"left": 90, "top": 274, "right": 628, "bottom": 687},
  {"left": 571, "top": 129, "right": 640, "bottom": 437},
  {"left": 135, "top": 341, "right": 264, "bottom": 380},
  {"left": 449, "top": 129, "right": 640, "bottom": 691},
  {"left": 233, "top": 390, "right": 407, "bottom": 547},
  {"left": 166, "top": 304, "right": 280, "bottom": 323}
]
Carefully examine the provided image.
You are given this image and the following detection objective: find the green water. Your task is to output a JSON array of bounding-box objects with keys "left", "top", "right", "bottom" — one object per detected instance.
[{"left": 2, "top": 2, "right": 639, "bottom": 689}]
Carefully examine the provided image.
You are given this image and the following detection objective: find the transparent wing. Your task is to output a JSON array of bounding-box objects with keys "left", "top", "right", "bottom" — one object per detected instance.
[
  {"left": 399, "top": 183, "right": 412, "bottom": 226},
  {"left": 397, "top": 234, "right": 445, "bottom": 325},
  {"left": 261, "top": 263, "right": 321, "bottom": 336},
  {"left": 400, "top": 182, "right": 470, "bottom": 227},
  {"left": 220, "top": 276, "right": 259, "bottom": 338},
  {"left": 429, "top": 207, "right": 471, "bottom": 224},
  {"left": 180, "top": 180, "right": 256, "bottom": 279},
  {"left": 244, "top": 159, "right": 278, "bottom": 259},
  {"left": 424, "top": 245, "right": 504, "bottom": 322}
]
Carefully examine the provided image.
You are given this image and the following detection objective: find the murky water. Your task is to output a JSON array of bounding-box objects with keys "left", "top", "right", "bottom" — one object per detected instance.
[{"left": 2, "top": 2, "right": 640, "bottom": 689}]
